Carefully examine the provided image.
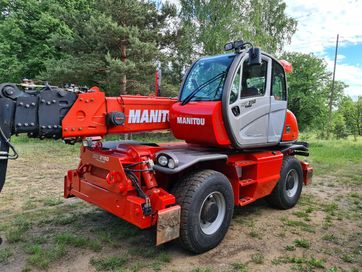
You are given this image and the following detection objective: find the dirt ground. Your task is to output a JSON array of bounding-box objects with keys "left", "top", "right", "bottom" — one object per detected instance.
[{"left": 0, "top": 141, "right": 361, "bottom": 272}]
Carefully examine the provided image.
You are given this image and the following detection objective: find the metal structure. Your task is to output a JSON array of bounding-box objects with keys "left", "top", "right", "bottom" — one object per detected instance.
[{"left": 0, "top": 41, "right": 313, "bottom": 253}]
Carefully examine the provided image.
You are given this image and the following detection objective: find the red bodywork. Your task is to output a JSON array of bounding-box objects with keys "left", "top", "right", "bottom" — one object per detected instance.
[
  {"left": 62, "top": 89, "right": 177, "bottom": 139},
  {"left": 281, "top": 110, "right": 299, "bottom": 142},
  {"left": 60, "top": 89, "right": 311, "bottom": 243},
  {"left": 64, "top": 143, "right": 285, "bottom": 229},
  {"left": 170, "top": 101, "right": 231, "bottom": 147}
]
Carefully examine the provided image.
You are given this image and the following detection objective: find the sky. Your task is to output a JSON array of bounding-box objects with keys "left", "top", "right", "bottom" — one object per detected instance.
[
  {"left": 163, "top": 0, "right": 362, "bottom": 99},
  {"left": 284, "top": 0, "right": 362, "bottom": 99}
]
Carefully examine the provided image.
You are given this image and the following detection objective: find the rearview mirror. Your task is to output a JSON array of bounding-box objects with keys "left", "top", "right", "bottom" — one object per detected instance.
[{"left": 248, "top": 48, "right": 261, "bottom": 66}]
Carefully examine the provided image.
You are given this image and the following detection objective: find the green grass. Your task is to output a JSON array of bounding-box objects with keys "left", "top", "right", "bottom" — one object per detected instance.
[
  {"left": 248, "top": 229, "right": 261, "bottom": 239},
  {"left": 191, "top": 268, "right": 213, "bottom": 272},
  {"left": 322, "top": 233, "right": 339, "bottom": 244},
  {"left": 52, "top": 213, "right": 78, "bottom": 225},
  {"left": 90, "top": 255, "right": 128, "bottom": 271},
  {"left": 231, "top": 262, "right": 248, "bottom": 272},
  {"left": 0, "top": 248, "right": 12, "bottom": 264},
  {"left": 43, "top": 198, "right": 63, "bottom": 207},
  {"left": 55, "top": 232, "right": 102, "bottom": 251},
  {"left": 250, "top": 252, "right": 264, "bottom": 264},
  {"left": 281, "top": 218, "right": 315, "bottom": 233},
  {"left": 284, "top": 245, "right": 296, "bottom": 251},
  {"left": 306, "top": 136, "right": 362, "bottom": 175},
  {"left": 272, "top": 255, "right": 325, "bottom": 270},
  {"left": 340, "top": 253, "right": 357, "bottom": 263},
  {"left": 26, "top": 244, "right": 67, "bottom": 269},
  {"left": 2, "top": 130, "right": 361, "bottom": 271},
  {"left": 293, "top": 239, "right": 310, "bottom": 249},
  {"left": 5, "top": 216, "right": 31, "bottom": 243}
]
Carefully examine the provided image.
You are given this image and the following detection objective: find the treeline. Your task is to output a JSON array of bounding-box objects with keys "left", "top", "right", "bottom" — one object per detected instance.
[
  {"left": 283, "top": 52, "right": 362, "bottom": 139},
  {"left": 0, "top": 0, "right": 360, "bottom": 137}
]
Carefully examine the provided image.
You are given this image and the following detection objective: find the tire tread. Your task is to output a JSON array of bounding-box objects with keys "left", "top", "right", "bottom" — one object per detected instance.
[
  {"left": 172, "top": 169, "right": 223, "bottom": 253},
  {"left": 267, "top": 156, "right": 303, "bottom": 209}
]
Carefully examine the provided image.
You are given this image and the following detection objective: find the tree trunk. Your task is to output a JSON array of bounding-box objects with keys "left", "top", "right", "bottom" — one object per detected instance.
[{"left": 120, "top": 42, "right": 127, "bottom": 95}]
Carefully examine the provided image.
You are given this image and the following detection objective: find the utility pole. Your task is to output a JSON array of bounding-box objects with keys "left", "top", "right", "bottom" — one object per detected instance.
[{"left": 327, "top": 34, "right": 339, "bottom": 139}]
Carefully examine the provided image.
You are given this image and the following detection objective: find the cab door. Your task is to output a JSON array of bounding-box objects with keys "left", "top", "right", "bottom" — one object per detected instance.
[
  {"left": 268, "top": 60, "right": 288, "bottom": 143},
  {"left": 226, "top": 54, "right": 272, "bottom": 148}
]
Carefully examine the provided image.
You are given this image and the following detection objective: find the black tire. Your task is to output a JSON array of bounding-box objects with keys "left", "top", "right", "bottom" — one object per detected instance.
[
  {"left": 172, "top": 169, "right": 234, "bottom": 253},
  {"left": 267, "top": 156, "right": 303, "bottom": 209}
]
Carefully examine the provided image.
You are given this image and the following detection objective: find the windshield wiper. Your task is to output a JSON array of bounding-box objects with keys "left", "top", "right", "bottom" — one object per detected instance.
[{"left": 181, "top": 71, "right": 226, "bottom": 105}]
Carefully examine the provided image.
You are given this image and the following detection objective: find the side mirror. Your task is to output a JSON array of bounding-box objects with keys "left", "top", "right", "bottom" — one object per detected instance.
[
  {"left": 224, "top": 42, "right": 234, "bottom": 51},
  {"left": 248, "top": 47, "right": 261, "bottom": 66}
]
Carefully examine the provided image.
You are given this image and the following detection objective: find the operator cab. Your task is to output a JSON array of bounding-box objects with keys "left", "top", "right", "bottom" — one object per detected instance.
[{"left": 170, "top": 40, "right": 297, "bottom": 149}]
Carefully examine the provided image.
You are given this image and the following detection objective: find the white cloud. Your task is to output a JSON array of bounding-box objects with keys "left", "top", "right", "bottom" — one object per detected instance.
[
  {"left": 324, "top": 56, "right": 362, "bottom": 99},
  {"left": 284, "top": 0, "right": 362, "bottom": 53},
  {"left": 284, "top": 0, "right": 362, "bottom": 98},
  {"left": 337, "top": 54, "right": 345, "bottom": 62}
]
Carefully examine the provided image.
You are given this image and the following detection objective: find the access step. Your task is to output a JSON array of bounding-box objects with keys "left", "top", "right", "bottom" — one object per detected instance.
[
  {"left": 239, "top": 179, "right": 256, "bottom": 187},
  {"left": 239, "top": 197, "right": 255, "bottom": 206}
]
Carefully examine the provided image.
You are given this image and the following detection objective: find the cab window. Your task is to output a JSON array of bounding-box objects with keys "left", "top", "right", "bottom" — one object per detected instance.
[
  {"left": 240, "top": 60, "right": 267, "bottom": 98},
  {"left": 180, "top": 54, "right": 235, "bottom": 102},
  {"left": 271, "top": 61, "right": 287, "bottom": 100},
  {"left": 229, "top": 67, "right": 241, "bottom": 104}
]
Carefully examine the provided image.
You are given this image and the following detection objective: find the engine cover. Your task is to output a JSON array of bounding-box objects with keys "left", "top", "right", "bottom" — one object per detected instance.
[{"left": 170, "top": 101, "right": 231, "bottom": 147}]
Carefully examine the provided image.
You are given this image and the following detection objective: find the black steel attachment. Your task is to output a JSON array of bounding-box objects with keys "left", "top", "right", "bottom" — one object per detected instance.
[{"left": 0, "top": 83, "right": 78, "bottom": 192}]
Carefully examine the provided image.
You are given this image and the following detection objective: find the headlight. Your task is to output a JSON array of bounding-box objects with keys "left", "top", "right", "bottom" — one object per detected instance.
[
  {"left": 168, "top": 159, "right": 176, "bottom": 169},
  {"left": 158, "top": 155, "right": 168, "bottom": 166},
  {"left": 156, "top": 153, "right": 179, "bottom": 169}
]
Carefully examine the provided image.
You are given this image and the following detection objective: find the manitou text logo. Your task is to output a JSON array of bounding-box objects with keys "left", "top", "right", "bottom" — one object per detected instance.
[
  {"left": 128, "top": 110, "right": 169, "bottom": 124},
  {"left": 92, "top": 154, "right": 110, "bottom": 163},
  {"left": 176, "top": 116, "right": 205, "bottom": 126}
]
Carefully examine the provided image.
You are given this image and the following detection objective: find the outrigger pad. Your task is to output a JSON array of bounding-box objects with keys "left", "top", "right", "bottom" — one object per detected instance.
[{"left": 156, "top": 205, "right": 181, "bottom": 246}]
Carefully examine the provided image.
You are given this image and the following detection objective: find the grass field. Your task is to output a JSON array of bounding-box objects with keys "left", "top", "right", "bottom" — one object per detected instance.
[{"left": 0, "top": 134, "right": 361, "bottom": 272}]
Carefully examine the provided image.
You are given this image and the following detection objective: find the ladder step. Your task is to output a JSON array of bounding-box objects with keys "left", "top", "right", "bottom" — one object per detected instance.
[
  {"left": 239, "top": 179, "right": 256, "bottom": 186},
  {"left": 235, "top": 160, "right": 257, "bottom": 167},
  {"left": 239, "top": 197, "right": 254, "bottom": 206}
]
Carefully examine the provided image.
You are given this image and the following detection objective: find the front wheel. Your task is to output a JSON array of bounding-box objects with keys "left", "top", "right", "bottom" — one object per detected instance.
[
  {"left": 172, "top": 169, "right": 234, "bottom": 253},
  {"left": 267, "top": 156, "right": 303, "bottom": 209}
]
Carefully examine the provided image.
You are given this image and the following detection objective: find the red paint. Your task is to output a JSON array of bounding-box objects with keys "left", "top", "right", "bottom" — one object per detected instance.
[
  {"left": 300, "top": 160, "right": 313, "bottom": 185},
  {"left": 282, "top": 110, "right": 299, "bottom": 142},
  {"left": 279, "top": 60, "right": 293, "bottom": 73},
  {"left": 61, "top": 89, "right": 311, "bottom": 234},
  {"left": 170, "top": 101, "right": 231, "bottom": 147},
  {"left": 62, "top": 92, "right": 176, "bottom": 138},
  {"left": 64, "top": 142, "right": 287, "bottom": 229},
  {"left": 64, "top": 144, "right": 175, "bottom": 229}
]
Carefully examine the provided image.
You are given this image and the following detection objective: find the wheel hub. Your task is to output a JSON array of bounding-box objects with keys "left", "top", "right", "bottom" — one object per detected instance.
[
  {"left": 285, "top": 169, "right": 299, "bottom": 198},
  {"left": 201, "top": 201, "right": 219, "bottom": 223},
  {"left": 199, "top": 191, "right": 226, "bottom": 235},
  {"left": 286, "top": 176, "right": 295, "bottom": 190}
]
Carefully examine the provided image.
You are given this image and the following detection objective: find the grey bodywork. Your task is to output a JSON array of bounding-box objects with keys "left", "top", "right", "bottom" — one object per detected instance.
[
  {"left": 154, "top": 149, "right": 227, "bottom": 174},
  {"left": 221, "top": 51, "right": 287, "bottom": 149},
  {"left": 153, "top": 143, "right": 308, "bottom": 174}
]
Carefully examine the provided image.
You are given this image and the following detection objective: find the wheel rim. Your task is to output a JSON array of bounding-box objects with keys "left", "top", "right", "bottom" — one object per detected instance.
[
  {"left": 285, "top": 169, "right": 299, "bottom": 198},
  {"left": 199, "top": 191, "right": 226, "bottom": 235}
]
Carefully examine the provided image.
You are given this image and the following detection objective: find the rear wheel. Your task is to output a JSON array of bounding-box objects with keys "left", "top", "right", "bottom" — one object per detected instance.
[
  {"left": 267, "top": 156, "right": 303, "bottom": 209},
  {"left": 172, "top": 169, "right": 234, "bottom": 253}
]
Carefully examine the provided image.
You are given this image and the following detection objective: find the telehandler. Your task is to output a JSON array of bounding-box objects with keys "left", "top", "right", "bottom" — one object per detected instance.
[{"left": 0, "top": 41, "right": 312, "bottom": 253}]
